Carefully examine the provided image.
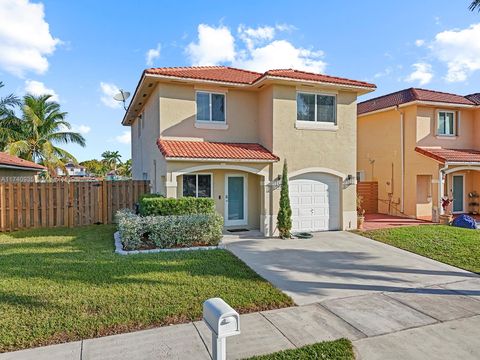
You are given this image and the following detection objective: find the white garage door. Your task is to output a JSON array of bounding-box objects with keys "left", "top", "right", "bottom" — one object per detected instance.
[{"left": 289, "top": 173, "right": 340, "bottom": 232}]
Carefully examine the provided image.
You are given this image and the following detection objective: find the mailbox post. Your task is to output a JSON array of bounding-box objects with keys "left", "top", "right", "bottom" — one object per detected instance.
[{"left": 203, "top": 298, "right": 241, "bottom": 360}]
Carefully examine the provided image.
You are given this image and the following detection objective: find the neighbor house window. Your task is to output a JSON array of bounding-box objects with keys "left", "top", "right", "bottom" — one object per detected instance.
[
  {"left": 196, "top": 92, "right": 225, "bottom": 122},
  {"left": 182, "top": 174, "right": 212, "bottom": 198},
  {"left": 437, "top": 111, "right": 456, "bottom": 136},
  {"left": 297, "top": 93, "right": 336, "bottom": 123}
]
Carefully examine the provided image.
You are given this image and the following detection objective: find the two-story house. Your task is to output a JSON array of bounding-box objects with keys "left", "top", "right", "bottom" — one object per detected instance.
[
  {"left": 357, "top": 88, "right": 480, "bottom": 221},
  {"left": 123, "top": 66, "right": 376, "bottom": 236}
]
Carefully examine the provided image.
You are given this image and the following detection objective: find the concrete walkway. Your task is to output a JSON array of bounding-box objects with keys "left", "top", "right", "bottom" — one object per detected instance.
[
  {"left": 2, "top": 231, "right": 480, "bottom": 359},
  {"left": 362, "top": 213, "right": 431, "bottom": 231}
]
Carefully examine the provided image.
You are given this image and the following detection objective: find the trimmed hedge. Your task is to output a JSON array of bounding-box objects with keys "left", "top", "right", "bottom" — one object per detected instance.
[
  {"left": 116, "top": 209, "right": 223, "bottom": 250},
  {"left": 139, "top": 196, "right": 216, "bottom": 216}
]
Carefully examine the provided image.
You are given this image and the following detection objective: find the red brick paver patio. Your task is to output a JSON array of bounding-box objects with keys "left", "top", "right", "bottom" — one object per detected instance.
[{"left": 361, "top": 213, "right": 432, "bottom": 231}]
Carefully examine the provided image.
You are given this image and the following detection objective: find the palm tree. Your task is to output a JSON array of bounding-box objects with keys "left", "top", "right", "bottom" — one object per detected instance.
[
  {"left": 0, "top": 81, "right": 21, "bottom": 150},
  {"left": 5, "top": 94, "right": 86, "bottom": 175},
  {"left": 117, "top": 159, "right": 132, "bottom": 177},
  {"left": 101, "top": 150, "right": 122, "bottom": 171},
  {"left": 470, "top": 0, "right": 480, "bottom": 11}
]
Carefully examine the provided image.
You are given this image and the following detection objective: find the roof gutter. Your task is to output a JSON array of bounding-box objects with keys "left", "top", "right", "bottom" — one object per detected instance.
[
  {"left": 0, "top": 164, "right": 45, "bottom": 171},
  {"left": 164, "top": 157, "right": 278, "bottom": 163},
  {"left": 358, "top": 100, "right": 476, "bottom": 117}
]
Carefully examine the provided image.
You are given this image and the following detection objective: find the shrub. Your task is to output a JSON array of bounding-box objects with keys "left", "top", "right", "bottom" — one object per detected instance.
[
  {"left": 139, "top": 196, "right": 216, "bottom": 216},
  {"left": 115, "top": 210, "right": 223, "bottom": 250},
  {"left": 277, "top": 160, "right": 292, "bottom": 239}
]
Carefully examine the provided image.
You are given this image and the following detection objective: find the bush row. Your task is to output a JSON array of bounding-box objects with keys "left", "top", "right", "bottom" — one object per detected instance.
[
  {"left": 139, "top": 196, "right": 216, "bottom": 216},
  {"left": 116, "top": 209, "right": 223, "bottom": 250}
]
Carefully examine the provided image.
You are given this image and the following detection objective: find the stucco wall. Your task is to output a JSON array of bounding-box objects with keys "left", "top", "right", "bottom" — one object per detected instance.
[
  {"left": 270, "top": 85, "right": 358, "bottom": 230},
  {"left": 357, "top": 108, "right": 402, "bottom": 215},
  {"left": 0, "top": 168, "right": 38, "bottom": 180},
  {"left": 158, "top": 83, "right": 259, "bottom": 143}
]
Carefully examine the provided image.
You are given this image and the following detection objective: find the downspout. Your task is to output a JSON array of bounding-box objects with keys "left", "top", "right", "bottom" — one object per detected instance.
[{"left": 395, "top": 106, "right": 405, "bottom": 213}]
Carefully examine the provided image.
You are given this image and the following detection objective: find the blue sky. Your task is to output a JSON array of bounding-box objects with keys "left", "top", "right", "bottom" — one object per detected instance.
[{"left": 0, "top": 0, "right": 479, "bottom": 162}]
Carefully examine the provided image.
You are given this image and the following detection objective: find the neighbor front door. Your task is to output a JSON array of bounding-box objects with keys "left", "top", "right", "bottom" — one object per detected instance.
[
  {"left": 452, "top": 175, "right": 464, "bottom": 213},
  {"left": 225, "top": 175, "right": 247, "bottom": 226}
]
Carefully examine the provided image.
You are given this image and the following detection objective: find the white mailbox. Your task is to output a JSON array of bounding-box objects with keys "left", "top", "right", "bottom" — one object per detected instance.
[
  {"left": 203, "top": 298, "right": 241, "bottom": 360},
  {"left": 203, "top": 297, "right": 240, "bottom": 338}
]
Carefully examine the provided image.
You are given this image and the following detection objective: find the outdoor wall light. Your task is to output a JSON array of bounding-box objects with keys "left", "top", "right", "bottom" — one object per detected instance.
[{"left": 343, "top": 174, "right": 356, "bottom": 187}]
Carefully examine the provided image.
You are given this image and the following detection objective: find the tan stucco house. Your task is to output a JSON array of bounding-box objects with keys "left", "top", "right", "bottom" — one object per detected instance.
[
  {"left": 123, "top": 66, "right": 376, "bottom": 235},
  {"left": 0, "top": 152, "right": 45, "bottom": 181},
  {"left": 357, "top": 88, "right": 480, "bottom": 221}
]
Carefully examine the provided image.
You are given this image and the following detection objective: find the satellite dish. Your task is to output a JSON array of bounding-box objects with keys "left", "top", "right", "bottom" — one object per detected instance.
[{"left": 113, "top": 89, "right": 130, "bottom": 110}]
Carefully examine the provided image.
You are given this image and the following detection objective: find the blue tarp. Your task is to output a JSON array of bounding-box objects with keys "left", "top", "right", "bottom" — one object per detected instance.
[{"left": 452, "top": 214, "right": 478, "bottom": 230}]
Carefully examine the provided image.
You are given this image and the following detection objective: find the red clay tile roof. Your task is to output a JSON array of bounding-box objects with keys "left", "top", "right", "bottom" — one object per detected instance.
[
  {"left": 144, "top": 66, "right": 376, "bottom": 89},
  {"left": 415, "top": 147, "right": 480, "bottom": 163},
  {"left": 157, "top": 140, "right": 279, "bottom": 161},
  {"left": 358, "top": 88, "right": 476, "bottom": 115},
  {"left": 145, "top": 66, "right": 261, "bottom": 85},
  {"left": 264, "top": 69, "right": 376, "bottom": 89},
  {"left": 466, "top": 93, "right": 480, "bottom": 105},
  {"left": 0, "top": 152, "right": 45, "bottom": 170}
]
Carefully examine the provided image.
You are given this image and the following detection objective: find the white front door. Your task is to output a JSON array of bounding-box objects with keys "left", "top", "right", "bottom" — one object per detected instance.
[
  {"left": 225, "top": 174, "right": 248, "bottom": 226},
  {"left": 289, "top": 173, "right": 341, "bottom": 232}
]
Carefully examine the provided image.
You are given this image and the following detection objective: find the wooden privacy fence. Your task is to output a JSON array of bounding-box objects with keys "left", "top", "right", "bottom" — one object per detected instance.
[
  {"left": 0, "top": 180, "right": 150, "bottom": 232},
  {"left": 357, "top": 181, "right": 378, "bottom": 214}
]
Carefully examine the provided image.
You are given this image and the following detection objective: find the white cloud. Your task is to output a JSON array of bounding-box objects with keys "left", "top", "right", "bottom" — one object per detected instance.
[
  {"left": 415, "top": 39, "right": 425, "bottom": 47},
  {"left": 186, "top": 23, "right": 326, "bottom": 73},
  {"left": 146, "top": 43, "right": 161, "bottom": 66},
  {"left": 100, "top": 82, "right": 121, "bottom": 108},
  {"left": 59, "top": 123, "right": 91, "bottom": 135},
  {"left": 116, "top": 131, "right": 131, "bottom": 145},
  {"left": 24, "top": 80, "right": 59, "bottom": 101},
  {"left": 430, "top": 23, "right": 480, "bottom": 82},
  {"left": 374, "top": 67, "right": 392, "bottom": 78},
  {"left": 405, "top": 62, "right": 433, "bottom": 85},
  {"left": 0, "top": 0, "right": 60, "bottom": 77},
  {"left": 186, "top": 24, "right": 235, "bottom": 65},
  {"left": 234, "top": 40, "right": 326, "bottom": 73}
]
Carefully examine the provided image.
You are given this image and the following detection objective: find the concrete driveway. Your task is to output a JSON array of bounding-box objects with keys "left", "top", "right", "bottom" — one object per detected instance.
[
  {"left": 225, "top": 231, "right": 480, "bottom": 359},
  {"left": 224, "top": 231, "right": 478, "bottom": 305}
]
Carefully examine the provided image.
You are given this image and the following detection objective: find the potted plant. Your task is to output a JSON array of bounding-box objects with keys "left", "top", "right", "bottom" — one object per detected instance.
[
  {"left": 439, "top": 197, "right": 453, "bottom": 224},
  {"left": 357, "top": 195, "right": 366, "bottom": 230}
]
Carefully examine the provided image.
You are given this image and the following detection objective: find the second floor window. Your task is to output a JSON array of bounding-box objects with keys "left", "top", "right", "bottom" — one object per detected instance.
[
  {"left": 196, "top": 92, "right": 225, "bottom": 123},
  {"left": 297, "top": 93, "right": 336, "bottom": 124},
  {"left": 437, "top": 111, "right": 456, "bottom": 136}
]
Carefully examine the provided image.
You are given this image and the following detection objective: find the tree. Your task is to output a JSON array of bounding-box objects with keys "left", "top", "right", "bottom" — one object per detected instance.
[
  {"left": 277, "top": 160, "right": 292, "bottom": 239},
  {"left": 0, "top": 81, "right": 21, "bottom": 150},
  {"left": 80, "top": 159, "right": 106, "bottom": 176},
  {"left": 117, "top": 159, "right": 132, "bottom": 177},
  {"left": 101, "top": 150, "right": 122, "bottom": 171},
  {"left": 5, "top": 94, "right": 86, "bottom": 175},
  {"left": 470, "top": 0, "right": 480, "bottom": 11}
]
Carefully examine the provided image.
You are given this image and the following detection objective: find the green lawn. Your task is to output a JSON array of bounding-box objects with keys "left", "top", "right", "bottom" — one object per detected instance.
[
  {"left": 0, "top": 225, "right": 292, "bottom": 352},
  {"left": 245, "top": 339, "right": 354, "bottom": 360},
  {"left": 360, "top": 225, "right": 480, "bottom": 273}
]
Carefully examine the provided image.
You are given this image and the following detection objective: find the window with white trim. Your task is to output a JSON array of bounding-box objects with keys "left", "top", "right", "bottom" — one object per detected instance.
[
  {"left": 297, "top": 92, "right": 336, "bottom": 123},
  {"left": 437, "top": 111, "right": 456, "bottom": 136},
  {"left": 182, "top": 174, "right": 212, "bottom": 198},
  {"left": 196, "top": 92, "right": 226, "bottom": 123}
]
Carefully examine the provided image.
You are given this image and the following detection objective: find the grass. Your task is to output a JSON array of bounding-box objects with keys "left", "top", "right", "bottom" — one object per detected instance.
[
  {"left": 0, "top": 225, "right": 292, "bottom": 352},
  {"left": 245, "top": 339, "right": 354, "bottom": 360},
  {"left": 359, "top": 225, "right": 480, "bottom": 273}
]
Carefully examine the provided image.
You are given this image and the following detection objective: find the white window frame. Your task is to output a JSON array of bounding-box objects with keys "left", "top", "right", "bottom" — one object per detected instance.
[
  {"left": 356, "top": 170, "right": 365, "bottom": 182},
  {"left": 296, "top": 91, "right": 337, "bottom": 130},
  {"left": 195, "top": 91, "right": 227, "bottom": 124},
  {"left": 182, "top": 173, "right": 213, "bottom": 198},
  {"left": 436, "top": 110, "right": 456, "bottom": 137}
]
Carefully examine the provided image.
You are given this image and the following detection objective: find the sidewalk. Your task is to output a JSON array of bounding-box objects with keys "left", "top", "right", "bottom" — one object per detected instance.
[{"left": 2, "top": 278, "right": 480, "bottom": 360}]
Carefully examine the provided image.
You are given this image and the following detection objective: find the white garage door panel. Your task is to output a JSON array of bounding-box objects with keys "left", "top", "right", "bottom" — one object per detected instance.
[{"left": 289, "top": 173, "right": 340, "bottom": 232}]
